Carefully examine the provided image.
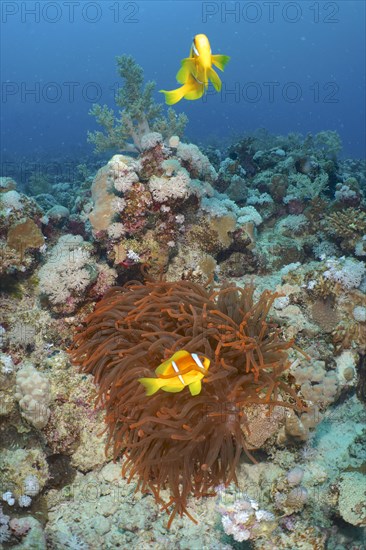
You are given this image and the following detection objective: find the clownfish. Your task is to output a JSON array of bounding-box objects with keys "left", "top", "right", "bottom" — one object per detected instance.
[
  {"left": 160, "top": 34, "right": 230, "bottom": 105},
  {"left": 138, "top": 350, "right": 210, "bottom": 396}
]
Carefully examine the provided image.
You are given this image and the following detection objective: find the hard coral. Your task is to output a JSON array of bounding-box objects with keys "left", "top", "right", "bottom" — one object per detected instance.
[
  {"left": 7, "top": 218, "right": 44, "bottom": 256},
  {"left": 323, "top": 207, "right": 366, "bottom": 251},
  {"left": 70, "top": 279, "right": 303, "bottom": 527}
]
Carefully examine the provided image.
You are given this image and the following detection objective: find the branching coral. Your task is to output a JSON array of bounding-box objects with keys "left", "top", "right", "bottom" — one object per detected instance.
[
  {"left": 284, "top": 172, "right": 329, "bottom": 203},
  {"left": 322, "top": 207, "right": 366, "bottom": 250},
  {"left": 88, "top": 55, "right": 188, "bottom": 153},
  {"left": 70, "top": 279, "right": 304, "bottom": 527}
]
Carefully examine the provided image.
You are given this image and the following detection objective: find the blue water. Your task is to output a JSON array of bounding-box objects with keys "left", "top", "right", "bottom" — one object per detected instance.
[{"left": 1, "top": 0, "right": 365, "bottom": 160}]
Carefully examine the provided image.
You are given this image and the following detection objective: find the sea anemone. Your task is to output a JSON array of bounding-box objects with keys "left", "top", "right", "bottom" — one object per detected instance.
[{"left": 70, "top": 279, "right": 303, "bottom": 527}]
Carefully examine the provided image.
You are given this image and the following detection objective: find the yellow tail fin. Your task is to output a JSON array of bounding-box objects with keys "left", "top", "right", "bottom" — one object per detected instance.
[
  {"left": 159, "top": 85, "right": 187, "bottom": 105},
  {"left": 138, "top": 377, "right": 163, "bottom": 396}
]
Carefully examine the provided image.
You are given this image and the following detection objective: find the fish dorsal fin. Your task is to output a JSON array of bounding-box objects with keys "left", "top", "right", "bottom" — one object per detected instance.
[
  {"left": 155, "top": 357, "right": 173, "bottom": 376},
  {"left": 155, "top": 350, "right": 190, "bottom": 376},
  {"left": 211, "top": 54, "right": 231, "bottom": 71},
  {"left": 176, "top": 58, "right": 196, "bottom": 84}
]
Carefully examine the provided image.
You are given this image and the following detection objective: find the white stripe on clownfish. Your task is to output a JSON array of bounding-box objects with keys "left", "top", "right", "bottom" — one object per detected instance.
[
  {"left": 191, "top": 353, "right": 204, "bottom": 370},
  {"left": 172, "top": 360, "right": 185, "bottom": 385}
]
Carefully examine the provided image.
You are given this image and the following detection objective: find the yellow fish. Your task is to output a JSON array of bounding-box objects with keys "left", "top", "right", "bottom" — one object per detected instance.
[
  {"left": 160, "top": 33, "right": 230, "bottom": 105},
  {"left": 138, "top": 350, "right": 210, "bottom": 396}
]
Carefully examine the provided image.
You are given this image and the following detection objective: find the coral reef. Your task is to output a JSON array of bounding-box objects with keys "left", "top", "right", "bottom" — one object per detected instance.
[
  {"left": 1, "top": 123, "right": 365, "bottom": 548},
  {"left": 85, "top": 142, "right": 260, "bottom": 280}
]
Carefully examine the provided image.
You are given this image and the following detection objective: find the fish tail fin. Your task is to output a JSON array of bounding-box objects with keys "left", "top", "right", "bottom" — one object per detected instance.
[
  {"left": 211, "top": 54, "right": 231, "bottom": 71},
  {"left": 207, "top": 67, "right": 222, "bottom": 91},
  {"left": 138, "top": 377, "right": 162, "bottom": 396},
  {"left": 160, "top": 85, "right": 187, "bottom": 105}
]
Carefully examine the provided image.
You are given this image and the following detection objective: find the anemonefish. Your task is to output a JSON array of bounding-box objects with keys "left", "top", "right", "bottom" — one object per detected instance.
[
  {"left": 138, "top": 350, "right": 210, "bottom": 396},
  {"left": 160, "top": 34, "right": 230, "bottom": 105}
]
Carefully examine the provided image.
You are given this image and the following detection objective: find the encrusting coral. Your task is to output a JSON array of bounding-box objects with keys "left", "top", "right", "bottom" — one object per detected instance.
[
  {"left": 70, "top": 278, "right": 305, "bottom": 527},
  {"left": 0, "top": 180, "right": 45, "bottom": 276},
  {"left": 7, "top": 218, "right": 44, "bottom": 256}
]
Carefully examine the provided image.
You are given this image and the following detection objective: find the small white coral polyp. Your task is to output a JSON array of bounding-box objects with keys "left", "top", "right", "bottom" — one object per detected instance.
[
  {"left": 38, "top": 234, "right": 96, "bottom": 310},
  {"left": 218, "top": 495, "right": 276, "bottom": 542},
  {"left": 323, "top": 257, "right": 366, "bottom": 289},
  {"left": 148, "top": 169, "right": 191, "bottom": 203}
]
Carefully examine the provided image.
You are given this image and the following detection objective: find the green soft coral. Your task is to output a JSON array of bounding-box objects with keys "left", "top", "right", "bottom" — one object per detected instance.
[{"left": 88, "top": 55, "right": 188, "bottom": 153}]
